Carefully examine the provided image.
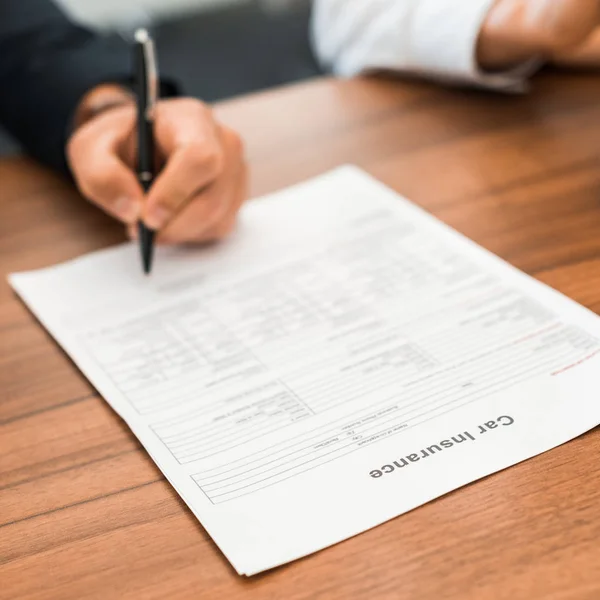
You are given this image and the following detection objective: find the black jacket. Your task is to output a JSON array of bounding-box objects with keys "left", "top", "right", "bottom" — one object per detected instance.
[{"left": 0, "top": 0, "right": 132, "bottom": 173}]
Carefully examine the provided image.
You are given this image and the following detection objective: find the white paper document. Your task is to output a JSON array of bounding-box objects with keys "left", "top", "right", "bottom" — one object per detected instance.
[{"left": 10, "top": 167, "right": 600, "bottom": 575}]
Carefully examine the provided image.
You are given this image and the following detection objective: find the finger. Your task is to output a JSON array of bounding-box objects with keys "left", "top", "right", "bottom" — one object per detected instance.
[
  {"left": 533, "top": 0, "right": 600, "bottom": 52},
  {"left": 68, "top": 108, "right": 143, "bottom": 223},
  {"left": 77, "top": 154, "right": 142, "bottom": 223},
  {"left": 143, "top": 100, "right": 224, "bottom": 230},
  {"left": 197, "top": 189, "right": 245, "bottom": 242},
  {"left": 156, "top": 182, "right": 234, "bottom": 245},
  {"left": 200, "top": 160, "right": 249, "bottom": 241},
  {"left": 156, "top": 165, "right": 246, "bottom": 245},
  {"left": 552, "top": 26, "right": 600, "bottom": 66},
  {"left": 143, "top": 144, "right": 223, "bottom": 230},
  {"left": 156, "top": 129, "right": 246, "bottom": 244},
  {"left": 160, "top": 168, "right": 247, "bottom": 245},
  {"left": 127, "top": 223, "right": 139, "bottom": 241}
]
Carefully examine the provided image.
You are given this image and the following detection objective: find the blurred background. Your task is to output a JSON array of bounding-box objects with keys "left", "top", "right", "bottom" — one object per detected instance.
[{"left": 0, "top": 0, "right": 322, "bottom": 156}]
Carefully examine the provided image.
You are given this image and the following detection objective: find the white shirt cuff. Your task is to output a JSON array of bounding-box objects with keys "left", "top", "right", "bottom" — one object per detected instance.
[{"left": 410, "top": 0, "right": 541, "bottom": 92}]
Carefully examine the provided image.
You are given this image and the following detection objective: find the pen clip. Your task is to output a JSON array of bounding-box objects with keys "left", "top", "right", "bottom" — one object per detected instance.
[{"left": 135, "top": 29, "right": 159, "bottom": 122}]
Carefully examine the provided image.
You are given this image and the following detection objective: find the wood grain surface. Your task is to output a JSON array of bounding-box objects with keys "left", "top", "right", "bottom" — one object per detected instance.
[{"left": 2, "top": 72, "right": 600, "bottom": 600}]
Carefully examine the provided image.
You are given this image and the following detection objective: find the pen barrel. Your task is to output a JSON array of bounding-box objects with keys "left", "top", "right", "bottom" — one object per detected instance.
[
  {"left": 133, "top": 30, "right": 158, "bottom": 274},
  {"left": 134, "top": 41, "right": 154, "bottom": 177},
  {"left": 137, "top": 117, "right": 154, "bottom": 179}
]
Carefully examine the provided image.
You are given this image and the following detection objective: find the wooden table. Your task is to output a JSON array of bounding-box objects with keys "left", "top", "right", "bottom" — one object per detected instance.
[{"left": 2, "top": 72, "right": 600, "bottom": 600}]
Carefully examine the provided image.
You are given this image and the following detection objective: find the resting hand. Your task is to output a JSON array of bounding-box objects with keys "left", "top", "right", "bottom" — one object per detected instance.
[
  {"left": 67, "top": 85, "right": 247, "bottom": 244},
  {"left": 478, "top": 0, "right": 600, "bottom": 71}
]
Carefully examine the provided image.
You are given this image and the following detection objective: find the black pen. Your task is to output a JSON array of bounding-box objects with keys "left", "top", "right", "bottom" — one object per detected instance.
[{"left": 133, "top": 29, "right": 158, "bottom": 275}]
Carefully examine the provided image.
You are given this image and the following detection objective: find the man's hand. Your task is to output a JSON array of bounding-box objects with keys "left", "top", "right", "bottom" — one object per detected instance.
[
  {"left": 478, "top": 0, "right": 600, "bottom": 71},
  {"left": 67, "top": 86, "right": 247, "bottom": 244}
]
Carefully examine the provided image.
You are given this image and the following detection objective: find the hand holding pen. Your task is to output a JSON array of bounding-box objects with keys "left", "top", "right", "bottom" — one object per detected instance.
[{"left": 66, "top": 34, "right": 248, "bottom": 270}]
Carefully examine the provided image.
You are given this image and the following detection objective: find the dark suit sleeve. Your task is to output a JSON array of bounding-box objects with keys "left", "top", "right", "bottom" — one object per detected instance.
[{"left": 0, "top": 0, "right": 133, "bottom": 173}]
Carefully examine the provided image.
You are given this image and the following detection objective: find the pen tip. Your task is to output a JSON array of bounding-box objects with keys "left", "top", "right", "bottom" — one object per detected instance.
[
  {"left": 138, "top": 224, "right": 155, "bottom": 275},
  {"left": 142, "top": 246, "right": 154, "bottom": 275}
]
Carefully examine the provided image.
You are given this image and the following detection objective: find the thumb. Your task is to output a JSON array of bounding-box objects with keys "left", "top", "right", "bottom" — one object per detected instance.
[{"left": 68, "top": 122, "right": 145, "bottom": 224}]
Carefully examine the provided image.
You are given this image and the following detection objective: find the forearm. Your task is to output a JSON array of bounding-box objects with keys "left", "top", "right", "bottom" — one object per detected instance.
[
  {"left": 0, "top": 0, "right": 131, "bottom": 173},
  {"left": 478, "top": 0, "right": 600, "bottom": 70},
  {"left": 311, "top": 0, "right": 536, "bottom": 91}
]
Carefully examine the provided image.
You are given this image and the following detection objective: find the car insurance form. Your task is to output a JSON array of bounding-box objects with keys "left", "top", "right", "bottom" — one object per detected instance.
[{"left": 10, "top": 167, "right": 600, "bottom": 575}]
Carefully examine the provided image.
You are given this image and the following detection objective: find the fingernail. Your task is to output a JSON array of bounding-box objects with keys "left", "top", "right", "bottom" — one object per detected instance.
[
  {"left": 114, "top": 197, "right": 140, "bottom": 223},
  {"left": 144, "top": 205, "right": 171, "bottom": 229},
  {"left": 128, "top": 225, "right": 139, "bottom": 241}
]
